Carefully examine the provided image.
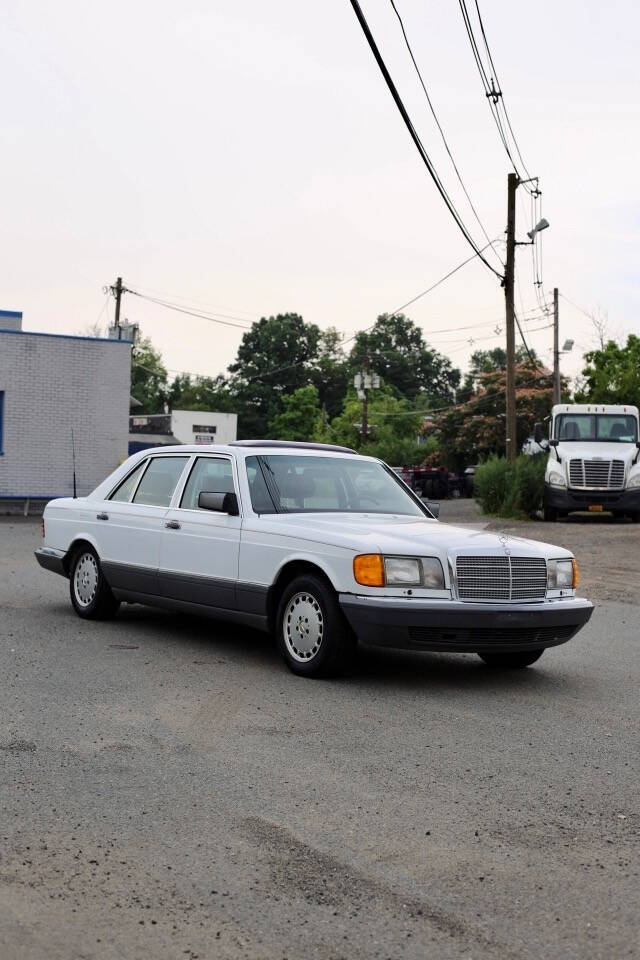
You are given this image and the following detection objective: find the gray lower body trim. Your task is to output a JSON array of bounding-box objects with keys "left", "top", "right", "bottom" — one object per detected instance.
[
  {"left": 100, "top": 560, "right": 270, "bottom": 631},
  {"left": 34, "top": 547, "right": 67, "bottom": 578}
]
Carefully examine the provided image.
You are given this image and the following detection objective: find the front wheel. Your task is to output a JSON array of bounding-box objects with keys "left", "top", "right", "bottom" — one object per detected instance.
[
  {"left": 276, "top": 575, "right": 356, "bottom": 678},
  {"left": 543, "top": 504, "right": 558, "bottom": 522},
  {"left": 478, "top": 649, "right": 544, "bottom": 669},
  {"left": 69, "top": 546, "right": 120, "bottom": 620}
]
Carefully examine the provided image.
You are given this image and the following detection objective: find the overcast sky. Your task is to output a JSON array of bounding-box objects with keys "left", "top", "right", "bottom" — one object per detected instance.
[{"left": 2, "top": 0, "right": 638, "bottom": 384}]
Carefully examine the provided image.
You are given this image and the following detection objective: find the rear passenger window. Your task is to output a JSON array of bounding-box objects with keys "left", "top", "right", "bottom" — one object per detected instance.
[
  {"left": 180, "top": 457, "right": 235, "bottom": 510},
  {"left": 132, "top": 456, "right": 189, "bottom": 507},
  {"left": 109, "top": 460, "right": 147, "bottom": 502}
]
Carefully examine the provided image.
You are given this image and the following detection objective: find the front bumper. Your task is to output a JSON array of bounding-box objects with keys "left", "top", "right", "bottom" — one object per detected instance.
[
  {"left": 339, "top": 595, "right": 594, "bottom": 653},
  {"left": 546, "top": 485, "right": 640, "bottom": 513},
  {"left": 35, "top": 547, "right": 67, "bottom": 577}
]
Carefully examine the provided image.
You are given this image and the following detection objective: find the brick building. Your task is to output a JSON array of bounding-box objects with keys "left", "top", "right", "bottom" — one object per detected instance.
[{"left": 0, "top": 321, "right": 131, "bottom": 503}]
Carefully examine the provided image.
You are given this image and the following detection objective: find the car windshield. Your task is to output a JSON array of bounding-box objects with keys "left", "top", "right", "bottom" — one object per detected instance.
[
  {"left": 245, "top": 454, "right": 427, "bottom": 516},
  {"left": 555, "top": 414, "right": 638, "bottom": 443}
]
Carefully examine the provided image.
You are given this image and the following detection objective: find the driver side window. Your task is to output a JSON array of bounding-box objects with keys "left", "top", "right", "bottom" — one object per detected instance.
[{"left": 180, "top": 457, "right": 235, "bottom": 510}]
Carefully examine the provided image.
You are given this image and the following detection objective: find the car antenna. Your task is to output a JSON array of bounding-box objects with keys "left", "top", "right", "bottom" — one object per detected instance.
[{"left": 71, "top": 429, "right": 77, "bottom": 499}]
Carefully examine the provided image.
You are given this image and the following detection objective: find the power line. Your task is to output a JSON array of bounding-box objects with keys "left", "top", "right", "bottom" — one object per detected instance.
[
  {"left": 124, "top": 281, "right": 259, "bottom": 319},
  {"left": 126, "top": 289, "right": 252, "bottom": 330},
  {"left": 347, "top": 0, "right": 503, "bottom": 280},
  {"left": 387, "top": 0, "right": 503, "bottom": 269}
]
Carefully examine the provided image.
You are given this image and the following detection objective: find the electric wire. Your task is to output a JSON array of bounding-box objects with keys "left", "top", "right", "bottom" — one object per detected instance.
[
  {"left": 387, "top": 0, "right": 503, "bottom": 269},
  {"left": 348, "top": 0, "right": 503, "bottom": 280},
  {"left": 125, "top": 289, "right": 252, "bottom": 330}
]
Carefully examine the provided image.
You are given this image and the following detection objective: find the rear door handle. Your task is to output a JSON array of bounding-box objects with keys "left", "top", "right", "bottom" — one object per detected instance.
[
  {"left": 96, "top": 512, "right": 109, "bottom": 521},
  {"left": 165, "top": 520, "right": 181, "bottom": 530}
]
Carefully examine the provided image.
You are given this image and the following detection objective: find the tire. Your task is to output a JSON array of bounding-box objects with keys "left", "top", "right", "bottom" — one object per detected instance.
[
  {"left": 69, "top": 545, "right": 120, "bottom": 620},
  {"left": 543, "top": 504, "right": 558, "bottom": 522},
  {"left": 629, "top": 512, "right": 640, "bottom": 524},
  {"left": 478, "top": 649, "right": 544, "bottom": 669},
  {"left": 276, "top": 574, "right": 356, "bottom": 678}
]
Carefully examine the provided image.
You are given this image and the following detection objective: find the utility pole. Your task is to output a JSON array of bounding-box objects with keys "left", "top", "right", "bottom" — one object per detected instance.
[
  {"left": 112, "top": 277, "right": 124, "bottom": 337},
  {"left": 553, "top": 287, "right": 561, "bottom": 404},
  {"left": 361, "top": 354, "right": 370, "bottom": 443},
  {"left": 504, "top": 173, "right": 518, "bottom": 462}
]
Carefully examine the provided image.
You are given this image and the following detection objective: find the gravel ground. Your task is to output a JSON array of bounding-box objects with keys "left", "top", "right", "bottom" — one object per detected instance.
[{"left": 1, "top": 516, "right": 638, "bottom": 960}]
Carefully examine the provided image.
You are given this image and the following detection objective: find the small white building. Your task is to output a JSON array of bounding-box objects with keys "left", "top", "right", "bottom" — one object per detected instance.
[
  {"left": 0, "top": 318, "right": 131, "bottom": 503},
  {"left": 171, "top": 409, "right": 237, "bottom": 445},
  {"left": 128, "top": 410, "right": 237, "bottom": 454}
]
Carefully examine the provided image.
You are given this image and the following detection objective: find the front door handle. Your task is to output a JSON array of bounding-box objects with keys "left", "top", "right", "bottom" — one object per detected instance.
[
  {"left": 165, "top": 520, "right": 181, "bottom": 530},
  {"left": 96, "top": 512, "right": 109, "bottom": 521}
]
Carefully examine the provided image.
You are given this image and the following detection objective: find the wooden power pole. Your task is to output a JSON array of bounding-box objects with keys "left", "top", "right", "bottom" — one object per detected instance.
[
  {"left": 112, "top": 277, "right": 124, "bottom": 337},
  {"left": 504, "top": 173, "right": 518, "bottom": 461},
  {"left": 553, "top": 287, "right": 561, "bottom": 404}
]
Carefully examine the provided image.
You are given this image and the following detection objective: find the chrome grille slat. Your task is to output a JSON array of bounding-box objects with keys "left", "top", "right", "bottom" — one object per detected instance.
[
  {"left": 569, "top": 458, "right": 625, "bottom": 490},
  {"left": 456, "top": 555, "right": 547, "bottom": 602}
]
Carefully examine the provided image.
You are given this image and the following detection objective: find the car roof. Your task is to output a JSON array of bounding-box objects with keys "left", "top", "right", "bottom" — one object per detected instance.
[{"left": 140, "top": 443, "right": 370, "bottom": 460}]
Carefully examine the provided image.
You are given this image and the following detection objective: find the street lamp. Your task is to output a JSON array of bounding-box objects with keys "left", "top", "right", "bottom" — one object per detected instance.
[{"left": 527, "top": 218, "right": 550, "bottom": 240}]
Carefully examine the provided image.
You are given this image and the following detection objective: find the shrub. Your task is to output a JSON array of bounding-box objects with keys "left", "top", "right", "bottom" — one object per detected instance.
[{"left": 474, "top": 454, "right": 546, "bottom": 518}]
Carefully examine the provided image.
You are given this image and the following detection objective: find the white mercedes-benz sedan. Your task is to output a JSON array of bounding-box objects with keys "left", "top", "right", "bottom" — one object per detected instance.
[{"left": 35, "top": 441, "right": 593, "bottom": 677}]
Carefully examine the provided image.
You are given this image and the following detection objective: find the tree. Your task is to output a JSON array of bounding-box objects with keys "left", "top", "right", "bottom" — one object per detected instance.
[
  {"left": 349, "top": 313, "right": 460, "bottom": 404},
  {"left": 311, "top": 327, "right": 349, "bottom": 420},
  {"left": 574, "top": 335, "right": 640, "bottom": 408},
  {"left": 131, "top": 335, "right": 168, "bottom": 413},
  {"left": 329, "top": 383, "right": 425, "bottom": 465},
  {"left": 228, "top": 313, "right": 321, "bottom": 438},
  {"left": 168, "top": 373, "right": 235, "bottom": 412},
  {"left": 436, "top": 361, "right": 554, "bottom": 470},
  {"left": 461, "top": 345, "right": 539, "bottom": 398},
  {"left": 268, "top": 385, "right": 322, "bottom": 441}
]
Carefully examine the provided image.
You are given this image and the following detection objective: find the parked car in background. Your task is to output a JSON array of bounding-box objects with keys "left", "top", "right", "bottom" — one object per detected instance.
[
  {"left": 536, "top": 404, "right": 640, "bottom": 521},
  {"left": 36, "top": 441, "right": 593, "bottom": 677}
]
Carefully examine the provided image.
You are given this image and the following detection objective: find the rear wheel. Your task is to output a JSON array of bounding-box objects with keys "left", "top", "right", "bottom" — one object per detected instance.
[
  {"left": 276, "top": 575, "right": 356, "bottom": 678},
  {"left": 69, "top": 546, "right": 120, "bottom": 620},
  {"left": 478, "top": 649, "right": 544, "bottom": 669}
]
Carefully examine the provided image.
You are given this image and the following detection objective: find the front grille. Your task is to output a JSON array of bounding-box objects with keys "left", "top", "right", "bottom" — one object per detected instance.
[
  {"left": 456, "top": 555, "right": 547, "bottom": 602},
  {"left": 408, "top": 625, "right": 575, "bottom": 645},
  {"left": 569, "top": 459, "right": 625, "bottom": 489}
]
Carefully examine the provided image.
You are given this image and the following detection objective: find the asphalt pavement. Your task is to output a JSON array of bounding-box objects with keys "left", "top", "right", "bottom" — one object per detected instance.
[{"left": 1, "top": 516, "right": 638, "bottom": 960}]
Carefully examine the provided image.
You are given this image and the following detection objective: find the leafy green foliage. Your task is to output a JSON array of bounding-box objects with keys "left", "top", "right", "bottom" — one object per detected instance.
[
  {"left": 228, "top": 313, "right": 321, "bottom": 438},
  {"left": 131, "top": 335, "right": 168, "bottom": 413},
  {"left": 168, "top": 373, "right": 235, "bottom": 412},
  {"left": 328, "top": 385, "right": 425, "bottom": 465},
  {"left": 350, "top": 313, "right": 460, "bottom": 403},
  {"left": 268, "top": 385, "right": 322, "bottom": 441},
  {"left": 475, "top": 454, "right": 546, "bottom": 518},
  {"left": 574, "top": 335, "right": 640, "bottom": 407}
]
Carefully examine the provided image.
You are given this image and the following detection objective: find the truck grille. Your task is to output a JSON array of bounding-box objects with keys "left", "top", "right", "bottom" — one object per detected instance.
[
  {"left": 569, "top": 459, "right": 625, "bottom": 489},
  {"left": 456, "top": 556, "right": 547, "bottom": 602}
]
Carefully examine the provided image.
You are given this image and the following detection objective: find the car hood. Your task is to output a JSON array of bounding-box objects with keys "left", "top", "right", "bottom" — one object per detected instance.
[{"left": 252, "top": 513, "right": 567, "bottom": 559}]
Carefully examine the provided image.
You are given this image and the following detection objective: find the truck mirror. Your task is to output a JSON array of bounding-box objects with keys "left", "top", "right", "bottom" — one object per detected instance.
[
  {"left": 533, "top": 422, "right": 544, "bottom": 444},
  {"left": 549, "top": 439, "right": 559, "bottom": 447}
]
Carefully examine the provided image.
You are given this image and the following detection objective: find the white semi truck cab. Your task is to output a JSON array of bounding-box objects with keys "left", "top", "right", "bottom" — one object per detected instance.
[{"left": 535, "top": 403, "right": 640, "bottom": 521}]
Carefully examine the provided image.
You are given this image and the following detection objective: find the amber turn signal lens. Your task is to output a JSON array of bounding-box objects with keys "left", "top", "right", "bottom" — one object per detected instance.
[
  {"left": 353, "top": 554, "right": 385, "bottom": 587},
  {"left": 572, "top": 558, "right": 579, "bottom": 588}
]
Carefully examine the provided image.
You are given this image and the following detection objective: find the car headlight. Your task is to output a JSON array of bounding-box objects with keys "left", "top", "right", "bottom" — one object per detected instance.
[
  {"left": 354, "top": 555, "right": 445, "bottom": 589},
  {"left": 547, "top": 558, "right": 578, "bottom": 589},
  {"left": 548, "top": 471, "right": 566, "bottom": 488},
  {"left": 627, "top": 472, "right": 640, "bottom": 489}
]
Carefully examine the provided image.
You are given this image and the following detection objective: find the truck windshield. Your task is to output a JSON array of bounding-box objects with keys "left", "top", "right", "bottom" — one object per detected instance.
[
  {"left": 245, "top": 455, "right": 428, "bottom": 516},
  {"left": 555, "top": 414, "right": 638, "bottom": 443}
]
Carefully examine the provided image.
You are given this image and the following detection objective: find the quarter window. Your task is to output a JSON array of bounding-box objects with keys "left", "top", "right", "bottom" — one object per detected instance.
[
  {"left": 180, "top": 457, "right": 235, "bottom": 510},
  {"left": 109, "top": 460, "right": 147, "bottom": 502},
  {"left": 132, "top": 456, "right": 189, "bottom": 507}
]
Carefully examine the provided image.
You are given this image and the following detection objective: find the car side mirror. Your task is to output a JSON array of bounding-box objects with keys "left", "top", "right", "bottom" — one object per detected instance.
[
  {"left": 426, "top": 501, "right": 440, "bottom": 519},
  {"left": 549, "top": 438, "right": 559, "bottom": 447},
  {"left": 533, "top": 421, "right": 544, "bottom": 444},
  {"left": 198, "top": 491, "right": 239, "bottom": 516}
]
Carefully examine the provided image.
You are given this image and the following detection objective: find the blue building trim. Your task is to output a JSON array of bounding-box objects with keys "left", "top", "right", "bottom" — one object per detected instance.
[
  {"left": 0, "top": 310, "right": 22, "bottom": 319},
  {"left": 0, "top": 327, "right": 132, "bottom": 345},
  {"left": 0, "top": 391, "right": 3, "bottom": 455}
]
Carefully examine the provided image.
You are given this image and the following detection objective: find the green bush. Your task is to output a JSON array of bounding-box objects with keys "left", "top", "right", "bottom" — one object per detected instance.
[{"left": 475, "top": 454, "right": 546, "bottom": 518}]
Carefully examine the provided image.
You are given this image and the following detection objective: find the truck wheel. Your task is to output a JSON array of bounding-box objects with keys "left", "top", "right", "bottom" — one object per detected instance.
[
  {"left": 276, "top": 575, "right": 356, "bottom": 678},
  {"left": 543, "top": 504, "right": 558, "bottom": 522},
  {"left": 629, "top": 512, "right": 640, "bottom": 523},
  {"left": 478, "top": 649, "right": 544, "bottom": 669},
  {"left": 69, "top": 546, "right": 120, "bottom": 620}
]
